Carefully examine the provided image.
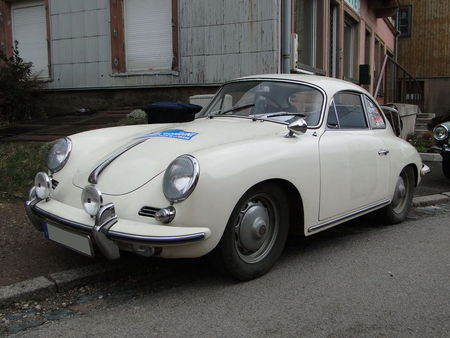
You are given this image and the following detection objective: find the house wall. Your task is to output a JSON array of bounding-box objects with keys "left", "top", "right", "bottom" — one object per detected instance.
[
  {"left": 357, "top": 0, "right": 396, "bottom": 94},
  {"left": 46, "top": 0, "right": 280, "bottom": 91},
  {"left": 398, "top": 0, "right": 450, "bottom": 116},
  {"left": 398, "top": 0, "right": 450, "bottom": 78}
]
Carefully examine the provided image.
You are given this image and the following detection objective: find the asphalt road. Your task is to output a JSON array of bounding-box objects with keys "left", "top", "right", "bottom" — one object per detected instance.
[
  {"left": 14, "top": 206, "right": 450, "bottom": 337},
  {"left": 415, "top": 160, "right": 450, "bottom": 196}
]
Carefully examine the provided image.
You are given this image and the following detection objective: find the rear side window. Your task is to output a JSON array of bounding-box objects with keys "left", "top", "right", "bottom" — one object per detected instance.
[
  {"left": 328, "top": 93, "right": 367, "bottom": 129},
  {"left": 364, "top": 95, "right": 386, "bottom": 129}
]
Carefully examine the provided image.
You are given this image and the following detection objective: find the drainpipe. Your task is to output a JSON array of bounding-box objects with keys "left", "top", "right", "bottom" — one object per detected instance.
[{"left": 281, "top": 0, "right": 291, "bottom": 73}]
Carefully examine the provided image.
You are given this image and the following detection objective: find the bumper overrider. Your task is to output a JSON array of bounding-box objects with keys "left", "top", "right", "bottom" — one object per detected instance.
[{"left": 25, "top": 187, "right": 211, "bottom": 260}]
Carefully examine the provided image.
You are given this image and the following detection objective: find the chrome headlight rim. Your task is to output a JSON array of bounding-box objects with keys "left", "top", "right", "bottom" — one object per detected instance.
[
  {"left": 433, "top": 124, "right": 449, "bottom": 141},
  {"left": 34, "top": 172, "right": 51, "bottom": 200},
  {"left": 163, "top": 154, "right": 200, "bottom": 203},
  {"left": 81, "top": 184, "right": 103, "bottom": 217},
  {"left": 47, "top": 137, "right": 72, "bottom": 173}
]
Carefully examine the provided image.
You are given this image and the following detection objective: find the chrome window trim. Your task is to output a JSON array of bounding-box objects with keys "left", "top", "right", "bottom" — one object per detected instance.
[
  {"left": 308, "top": 199, "right": 391, "bottom": 233},
  {"left": 88, "top": 138, "right": 147, "bottom": 184},
  {"left": 324, "top": 90, "right": 370, "bottom": 131}
]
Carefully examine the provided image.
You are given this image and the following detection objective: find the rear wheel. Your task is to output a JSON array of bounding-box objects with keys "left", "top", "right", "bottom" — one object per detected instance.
[
  {"left": 383, "top": 166, "right": 415, "bottom": 224},
  {"left": 442, "top": 153, "right": 450, "bottom": 179},
  {"left": 212, "top": 183, "right": 289, "bottom": 281}
]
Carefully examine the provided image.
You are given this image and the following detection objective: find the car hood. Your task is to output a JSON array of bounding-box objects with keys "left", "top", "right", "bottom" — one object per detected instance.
[{"left": 71, "top": 117, "right": 285, "bottom": 195}]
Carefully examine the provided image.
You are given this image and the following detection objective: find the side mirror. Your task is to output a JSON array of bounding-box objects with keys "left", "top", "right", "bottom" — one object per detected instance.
[{"left": 286, "top": 118, "right": 307, "bottom": 138}]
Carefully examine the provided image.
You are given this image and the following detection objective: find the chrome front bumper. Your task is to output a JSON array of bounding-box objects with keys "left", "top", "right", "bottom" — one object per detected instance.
[
  {"left": 25, "top": 187, "right": 208, "bottom": 260},
  {"left": 421, "top": 163, "right": 431, "bottom": 176}
]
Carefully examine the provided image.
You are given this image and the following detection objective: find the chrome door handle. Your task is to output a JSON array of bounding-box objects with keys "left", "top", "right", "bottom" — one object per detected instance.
[{"left": 378, "top": 149, "right": 390, "bottom": 156}]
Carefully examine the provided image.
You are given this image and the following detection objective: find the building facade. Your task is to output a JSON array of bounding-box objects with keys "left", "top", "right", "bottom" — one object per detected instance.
[
  {"left": 0, "top": 0, "right": 397, "bottom": 113},
  {"left": 397, "top": 0, "right": 450, "bottom": 117}
]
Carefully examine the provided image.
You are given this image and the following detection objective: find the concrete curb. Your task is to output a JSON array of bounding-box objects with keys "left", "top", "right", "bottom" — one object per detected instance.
[
  {"left": 420, "top": 153, "right": 442, "bottom": 162},
  {"left": 1, "top": 193, "right": 450, "bottom": 306},
  {"left": 412, "top": 192, "right": 450, "bottom": 207},
  {"left": 0, "top": 262, "right": 126, "bottom": 306}
]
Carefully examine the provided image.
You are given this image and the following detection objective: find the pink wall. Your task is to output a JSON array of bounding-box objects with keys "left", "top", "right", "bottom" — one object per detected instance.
[{"left": 360, "top": 0, "right": 395, "bottom": 51}]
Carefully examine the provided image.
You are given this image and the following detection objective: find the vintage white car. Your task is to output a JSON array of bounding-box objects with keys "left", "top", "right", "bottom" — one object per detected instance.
[{"left": 26, "top": 74, "right": 429, "bottom": 281}]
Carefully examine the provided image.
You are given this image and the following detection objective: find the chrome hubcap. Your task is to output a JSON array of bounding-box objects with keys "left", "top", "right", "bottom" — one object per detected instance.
[{"left": 234, "top": 196, "right": 279, "bottom": 264}]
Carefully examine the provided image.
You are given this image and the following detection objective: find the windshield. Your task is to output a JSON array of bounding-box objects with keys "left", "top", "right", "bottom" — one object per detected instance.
[{"left": 199, "top": 80, "right": 324, "bottom": 126}]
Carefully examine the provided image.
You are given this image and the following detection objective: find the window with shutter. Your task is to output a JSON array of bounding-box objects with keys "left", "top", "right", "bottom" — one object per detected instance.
[
  {"left": 124, "top": 0, "right": 173, "bottom": 71},
  {"left": 11, "top": 1, "right": 49, "bottom": 78}
]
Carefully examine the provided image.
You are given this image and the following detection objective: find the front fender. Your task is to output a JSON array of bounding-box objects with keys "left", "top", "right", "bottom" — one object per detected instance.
[{"left": 173, "top": 132, "right": 321, "bottom": 251}]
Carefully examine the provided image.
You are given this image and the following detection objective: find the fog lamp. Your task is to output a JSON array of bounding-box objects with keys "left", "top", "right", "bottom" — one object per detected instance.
[
  {"left": 34, "top": 172, "right": 51, "bottom": 200},
  {"left": 81, "top": 185, "right": 103, "bottom": 216}
]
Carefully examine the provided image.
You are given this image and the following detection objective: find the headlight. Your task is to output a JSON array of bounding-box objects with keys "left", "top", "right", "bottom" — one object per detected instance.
[
  {"left": 47, "top": 137, "right": 72, "bottom": 173},
  {"left": 433, "top": 124, "right": 449, "bottom": 141},
  {"left": 34, "top": 172, "right": 51, "bottom": 200},
  {"left": 81, "top": 185, "right": 103, "bottom": 216},
  {"left": 163, "top": 155, "right": 200, "bottom": 203}
]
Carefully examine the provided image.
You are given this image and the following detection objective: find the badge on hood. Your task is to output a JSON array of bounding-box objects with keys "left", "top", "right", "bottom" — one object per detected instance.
[{"left": 138, "top": 129, "right": 198, "bottom": 141}]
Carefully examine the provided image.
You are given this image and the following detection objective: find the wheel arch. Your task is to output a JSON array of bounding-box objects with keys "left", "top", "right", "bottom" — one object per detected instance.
[
  {"left": 405, "top": 162, "right": 419, "bottom": 187},
  {"left": 248, "top": 178, "right": 304, "bottom": 236}
]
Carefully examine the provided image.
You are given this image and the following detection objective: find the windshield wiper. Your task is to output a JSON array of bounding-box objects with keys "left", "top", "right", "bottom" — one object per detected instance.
[
  {"left": 208, "top": 103, "right": 255, "bottom": 118},
  {"left": 265, "top": 112, "right": 306, "bottom": 118}
]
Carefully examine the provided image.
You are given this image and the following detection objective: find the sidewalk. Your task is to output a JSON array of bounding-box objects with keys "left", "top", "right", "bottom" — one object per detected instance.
[{"left": 0, "top": 110, "right": 130, "bottom": 142}]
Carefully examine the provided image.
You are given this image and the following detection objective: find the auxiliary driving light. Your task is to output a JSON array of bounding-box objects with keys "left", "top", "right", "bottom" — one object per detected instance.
[
  {"left": 81, "top": 185, "right": 103, "bottom": 216},
  {"left": 34, "top": 172, "right": 51, "bottom": 200}
]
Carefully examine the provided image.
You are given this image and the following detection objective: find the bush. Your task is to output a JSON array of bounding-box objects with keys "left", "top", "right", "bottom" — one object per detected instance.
[
  {"left": 0, "top": 142, "right": 49, "bottom": 200},
  {"left": 407, "top": 132, "right": 435, "bottom": 153},
  {"left": 0, "top": 41, "right": 44, "bottom": 123}
]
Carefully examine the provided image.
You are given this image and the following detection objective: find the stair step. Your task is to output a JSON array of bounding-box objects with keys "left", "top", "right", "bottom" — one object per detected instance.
[{"left": 417, "top": 113, "right": 436, "bottom": 119}]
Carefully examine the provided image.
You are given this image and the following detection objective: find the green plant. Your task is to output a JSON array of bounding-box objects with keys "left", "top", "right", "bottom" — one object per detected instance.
[
  {"left": 0, "top": 142, "right": 49, "bottom": 200},
  {"left": 407, "top": 132, "right": 434, "bottom": 153},
  {"left": 0, "top": 41, "right": 44, "bottom": 123}
]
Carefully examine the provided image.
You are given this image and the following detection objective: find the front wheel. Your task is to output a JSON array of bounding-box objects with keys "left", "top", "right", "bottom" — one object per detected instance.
[
  {"left": 442, "top": 153, "right": 450, "bottom": 179},
  {"left": 383, "top": 166, "right": 415, "bottom": 224},
  {"left": 211, "top": 183, "right": 289, "bottom": 281}
]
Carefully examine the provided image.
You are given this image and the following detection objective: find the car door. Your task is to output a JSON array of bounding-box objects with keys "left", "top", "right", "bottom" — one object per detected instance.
[{"left": 318, "top": 92, "right": 390, "bottom": 221}]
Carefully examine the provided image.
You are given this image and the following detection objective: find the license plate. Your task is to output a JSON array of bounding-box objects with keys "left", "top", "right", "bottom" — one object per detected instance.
[{"left": 44, "top": 223, "right": 94, "bottom": 257}]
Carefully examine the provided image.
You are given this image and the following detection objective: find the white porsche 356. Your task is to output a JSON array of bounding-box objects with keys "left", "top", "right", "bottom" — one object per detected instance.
[{"left": 26, "top": 75, "right": 429, "bottom": 281}]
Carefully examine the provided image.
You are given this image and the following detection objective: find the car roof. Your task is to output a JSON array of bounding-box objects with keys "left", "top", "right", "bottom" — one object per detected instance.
[{"left": 233, "top": 74, "right": 370, "bottom": 97}]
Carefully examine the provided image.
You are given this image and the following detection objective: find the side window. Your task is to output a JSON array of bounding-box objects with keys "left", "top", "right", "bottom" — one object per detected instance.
[
  {"left": 332, "top": 93, "right": 368, "bottom": 129},
  {"left": 327, "top": 101, "right": 339, "bottom": 128},
  {"left": 364, "top": 96, "right": 386, "bottom": 129}
]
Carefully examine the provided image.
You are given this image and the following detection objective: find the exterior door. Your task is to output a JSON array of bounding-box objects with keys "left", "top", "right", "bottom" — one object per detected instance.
[{"left": 319, "top": 92, "right": 390, "bottom": 221}]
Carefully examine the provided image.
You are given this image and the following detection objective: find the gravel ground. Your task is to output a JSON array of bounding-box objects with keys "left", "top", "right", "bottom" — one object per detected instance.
[{"left": 0, "top": 201, "right": 99, "bottom": 287}]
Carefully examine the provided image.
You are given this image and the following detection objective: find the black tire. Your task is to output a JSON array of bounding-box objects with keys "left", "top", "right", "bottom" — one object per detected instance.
[
  {"left": 211, "top": 183, "right": 289, "bottom": 281},
  {"left": 383, "top": 166, "right": 415, "bottom": 224},
  {"left": 442, "top": 154, "right": 450, "bottom": 179}
]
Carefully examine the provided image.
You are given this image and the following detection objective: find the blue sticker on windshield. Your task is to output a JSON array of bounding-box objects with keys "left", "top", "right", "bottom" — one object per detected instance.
[{"left": 138, "top": 129, "right": 198, "bottom": 140}]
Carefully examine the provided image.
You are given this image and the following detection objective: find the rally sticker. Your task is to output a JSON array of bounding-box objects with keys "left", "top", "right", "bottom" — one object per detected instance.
[{"left": 138, "top": 129, "right": 198, "bottom": 140}]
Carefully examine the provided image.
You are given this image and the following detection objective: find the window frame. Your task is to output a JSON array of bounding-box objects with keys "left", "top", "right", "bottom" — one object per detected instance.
[
  {"left": 326, "top": 91, "right": 370, "bottom": 130},
  {"left": 293, "top": 0, "right": 326, "bottom": 74},
  {"left": 343, "top": 13, "right": 359, "bottom": 83},
  {"left": 362, "top": 94, "right": 386, "bottom": 130},
  {"left": 2, "top": 0, "right": 51, "bottom": 79},
  {"left": 109, "top": 0, "right": 179, "bottom": 74},
  {"left": 397, "top": 5, "right": 412, "bottom": 38}
]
